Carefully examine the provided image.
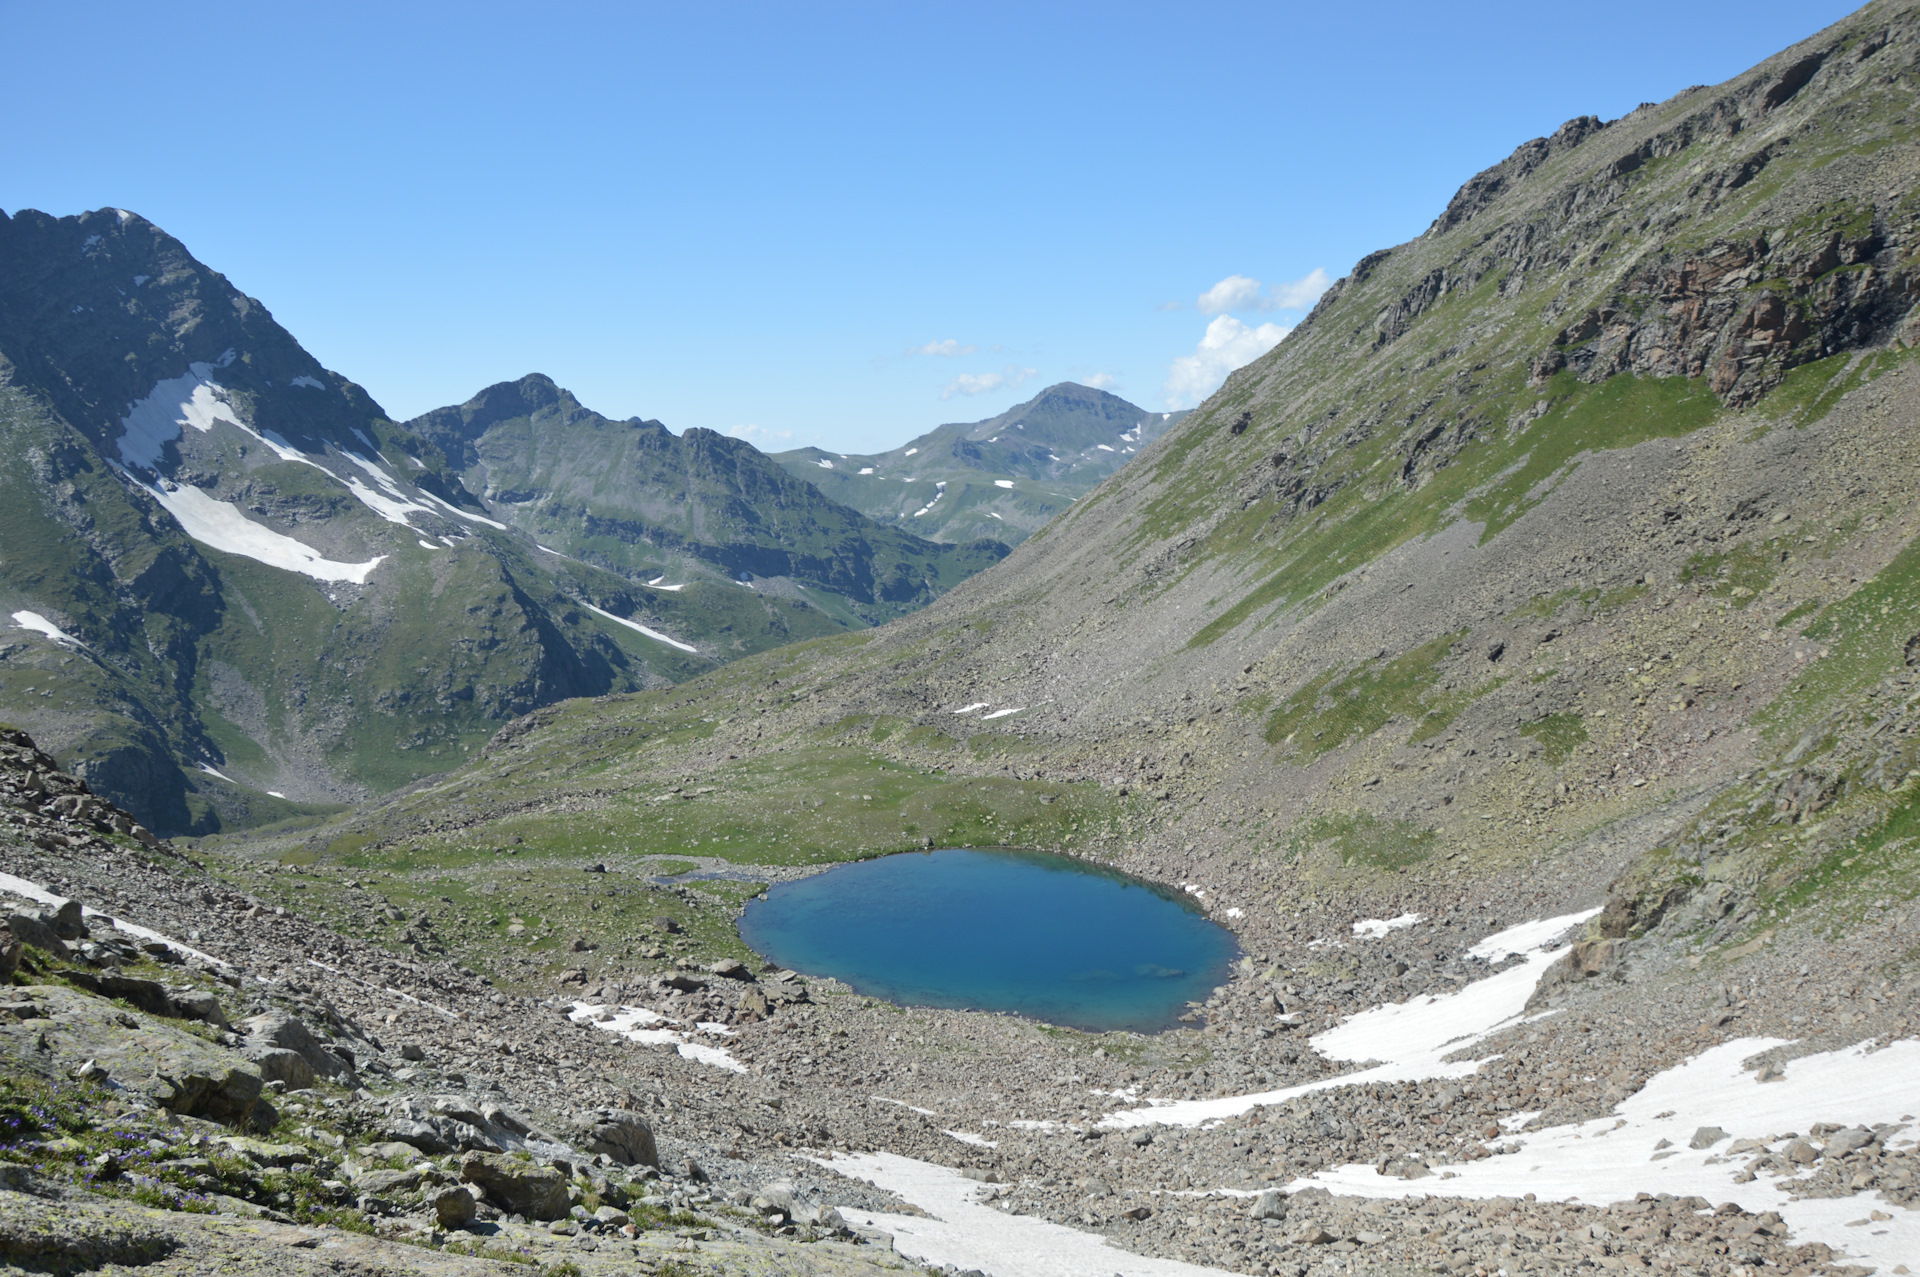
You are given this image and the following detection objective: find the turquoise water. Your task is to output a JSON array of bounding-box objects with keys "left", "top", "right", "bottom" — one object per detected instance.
[{"left": 737, "top": 848, "right": 1238, "bottom": 1033}]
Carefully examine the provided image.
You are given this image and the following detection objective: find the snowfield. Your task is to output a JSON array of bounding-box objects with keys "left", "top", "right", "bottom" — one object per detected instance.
[
  {"left": 1299, "top": 1036, "right": 1920, "bottom": 1270},
  {"left": 127, "top": 473, "right": 385, "bottom": 584},
  {"left": 10, "top": 611, "right": 82, "bottom": 645}
]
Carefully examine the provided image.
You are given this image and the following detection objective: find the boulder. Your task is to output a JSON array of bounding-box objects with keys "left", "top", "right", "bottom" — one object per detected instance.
[
  {"left": 151, "top": 1067, "right": 269, "bottom": 1130},
  {"left": 580, "top": 1109, "right": 658, "bottom": 1168},
  {"left": 708, "top": 958, "right": 752, "bottom": 981},
  {"left": 750, "top": 1179, "right": 797, "bottom": 1219},
  {"left": 1825, "top": 1127, "right": 1875, "bottom": 1156},
  {"left": 460, "top": 1152, "right": 570, "bottom": 1220},
  {"left": 241, "top": 1013, "right": 350, "bottom": 1083},
  {"left": 46, "top": 900, "right": 87, "bottom": 942},
  {"left": 1248, "top": 1189, "right": 1289, "bottom": 1221},
  {"left": 1689, "top": 1126, "right": 1728, "bottom": 1150},
  {"left": 431, "top": 1185, "right": 479, "bottom": 1230},
  {"left": 61, "top": 971, "right": 173, "bottom": 1017},
  {"left": 0, "top": 927, "right": 20, "bottom": 980},
  {"left": 4, "top": 912, "right": 66, "bottom": 958},
  {"left": 245, "top": 1046, "right": 316, "bottom": 1091},
  {"left": 166, "top": 989, "right": 228, "bottom": 1029}
]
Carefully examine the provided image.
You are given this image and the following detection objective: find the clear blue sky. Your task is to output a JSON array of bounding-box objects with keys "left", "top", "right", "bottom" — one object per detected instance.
[{"left": 5, "top": 1, "right": 1858, "bottom": 453}]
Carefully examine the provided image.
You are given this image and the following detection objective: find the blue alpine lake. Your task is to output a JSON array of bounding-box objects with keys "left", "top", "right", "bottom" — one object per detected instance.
[{"left": 737, "top": 848, "right": 1238, "bottom": 1033}]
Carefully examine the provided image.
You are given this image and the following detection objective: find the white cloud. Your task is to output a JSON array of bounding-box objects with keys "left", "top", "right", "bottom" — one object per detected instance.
[
  {"left": 940, "top": 365, "right": 1037, "bottom": 401},
  {"left": 909, "top": 339, "right": 978, "bottom": 358},
  {"left": 1197, "top": 274, "right": 1263, "bottom": 315},
  {"left": 1080, "top": 373, "right": 1116, "bottom": 390},
  {"left": 1269, "top": 267, "right": 1334, "bottom": 310},
  {"left": 1194, "top": 268, "right": 1333, "bottom": 315},
  {"left": 726, "top": 423, "right": 792, "bottom": 446},
  {"left": 1163, "top": 315, "right": 1289, "bottom": 407}
]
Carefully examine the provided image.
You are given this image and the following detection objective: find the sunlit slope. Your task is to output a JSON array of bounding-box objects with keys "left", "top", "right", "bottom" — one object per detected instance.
[{"left": 259, "top": 4, "right": 1920, "bottom": 953}]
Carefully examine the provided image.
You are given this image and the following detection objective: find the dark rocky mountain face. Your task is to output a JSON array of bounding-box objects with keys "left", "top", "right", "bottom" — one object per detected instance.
[
  {"left": 0, "top": 214, "right": 1001, "bottom": 834},
  {"left": 406, "top": 374, "right": 1008, "bottom": 622},
  {"left": 774, "top": 382, "right": 1186, "bottom": 546}
]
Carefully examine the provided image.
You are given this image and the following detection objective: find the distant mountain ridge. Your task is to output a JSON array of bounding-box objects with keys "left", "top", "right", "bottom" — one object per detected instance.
[
  {"left": 0, "top": 209, "right": 1007, "bottom": 833},
  {"left": 407, "top": 374, "right": 1007, "bottom": 625},
  {"left": 774, "top": 382, "right": 1186, "bottom": 546}
]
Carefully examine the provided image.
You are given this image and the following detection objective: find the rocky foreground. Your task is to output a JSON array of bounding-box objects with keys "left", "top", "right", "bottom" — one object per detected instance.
[{"left": 0, "top": 725, "right": 1914, "bottom": 1276}]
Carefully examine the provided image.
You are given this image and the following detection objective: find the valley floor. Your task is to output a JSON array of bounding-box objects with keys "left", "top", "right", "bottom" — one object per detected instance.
[{"left": 1, "top": 751, "right": 1913, "bottom": 1277}]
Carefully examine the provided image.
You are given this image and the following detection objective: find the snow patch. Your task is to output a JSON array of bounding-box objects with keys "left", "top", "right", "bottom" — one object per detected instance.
[
  {"left": 289, "top": 375, "right": 325, "bottom": 390},
  {"left": 1097, "top": 443, "right": 1115, "bottom": 451},
  {"left": 10, "top": 612, "right": 81, "bottom": 646},
  {"left": 816, "top": 459, "right": 834, "bottom": 468},
  {"left": 1224, "top": 907, "right": 1244, "bottom": 919},
  {"left": 132, "top": 274, "right": 149, "bottom": 287},
  {"left": 981, "top": 706, "right": 1024, "bottom": 719},
  {"left": 126, "top": 472, "right": 385, "bottom": 584},
  {"left": 1352, "top": 912, "right": 1421, "bottom": 939},
  {"left": 1468, "top": 908, "right": 1600, "bottom": 961},
  {"left": 266, "top": 790, "right": 286, "bottom": 798},
  {"left": 417, "top": 539, "right": 440, "bottom": 550},
  {"left": 414, "top": 488, "right": 509, "bottom": 530},
  {"left": 942, "top": 1129, "right": 996, "bottom": 1148},
  {"left": 577, "top": 601, "right": 698, "bottom": 653},
  {"left": 994, "top": 479, "right": 1015, "bottom": 489},
  {"left": 569, "top": 1002, "right": 746, "bottom": 1072},
  {"left": 904, "top": 447, "right": 918, "bottom": 456},
  {"left": 0, "top": 872, "right": 228, "bottom": 970},
  {"left": 196, "top": 764, "right": 233, "bottom": 783},
  {"left": 1101, "top": 908, "right": 1597, "bottom": 1130},
  {"left": 1298, "top": 1036, "right": 1920, "bottom": 1271},
  {"left": 858, "top": 467, "right": 874, "bottom": 475},
  {"left": 952, "top": 703, "right": 990, "bottom": 715},
  {"left": 819, "top": 1151, "right": 1232, "bottom": 1276}
]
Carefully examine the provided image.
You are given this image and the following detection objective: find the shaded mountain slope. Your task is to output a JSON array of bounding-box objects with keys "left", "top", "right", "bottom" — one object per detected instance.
[
  {"left": 0, "top": 212, "right": 875, "bottom": 832},
  {"left": 407, "top": 374, "right": 1008, "bottom": 623},
  {"left": 774, "top": 382, "right": 1185, "bottom": 546}
]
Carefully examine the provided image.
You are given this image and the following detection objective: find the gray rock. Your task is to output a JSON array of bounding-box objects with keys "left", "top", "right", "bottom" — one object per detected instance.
[
  {"left": 245, "top": 1046, "right": 316, "bottom": 1091},
  {"left": 4, "top": 912, "right": 66, "bottom": 958},
  {"left": 1248, "top": 1189, "right": 1290, "bottom": 1221},
  {"left": 592, "top": 1205, "right": 629, "bottom": 1227},
  {"left": 750, "top": 1179, "right": 797, "bottom": 1219},
  {"left": 46, "top": 899, "right": 87, "bottom": 941},
  {"left": 241, "top": 1012, "right": 351, "bottom": 1083},
  {"left": 708, "top": 958, "right": 752, "bottom": 981},
  {"left": 1825, "top": 1127, "right": 1875, "bottom": 1155},
  {"left": 460, "top": 1152, "right": 570, "bottom": 1221},
  {"left": 167, "top": 988, "right": 228, "bottom": 1029},
  {"left": 580, "top": 1109, "right": 659, "bottom": 1168},
  {"left": 1689, "top": 1126, "right": 1729, "bottom": 1150},
  {"left": 431, "top": 1185, "right": 478, "bottom": 1230}
]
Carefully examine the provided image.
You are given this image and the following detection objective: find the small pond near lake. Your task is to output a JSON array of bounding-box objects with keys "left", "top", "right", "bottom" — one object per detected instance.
[{"left": 737, "top": 848, "right": 1238, "bottom": 1033}]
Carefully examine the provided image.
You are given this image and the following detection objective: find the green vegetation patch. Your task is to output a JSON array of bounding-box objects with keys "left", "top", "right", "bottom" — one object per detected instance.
[
  {"left": 1263, "top": 631, "right": 1470, "bottom": 761},
  {"left": 1463, "top": 373, "right": 1720, "bottom": 543},
  {"left": 1680, "top": 543, "right": 1781, "bottom": 608},
  {"left": 1520, "top": 712, "right": 1590, "bottom": 765},
  {"left": 1289, "top": 811, "right": 1436, "bottom": 871},
  {"left": 1760, "top": 531, "right": 1920, "bottom": 736},
  {"left": 1185, "top": 374, "right": 1720, "bottom": 649}
]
